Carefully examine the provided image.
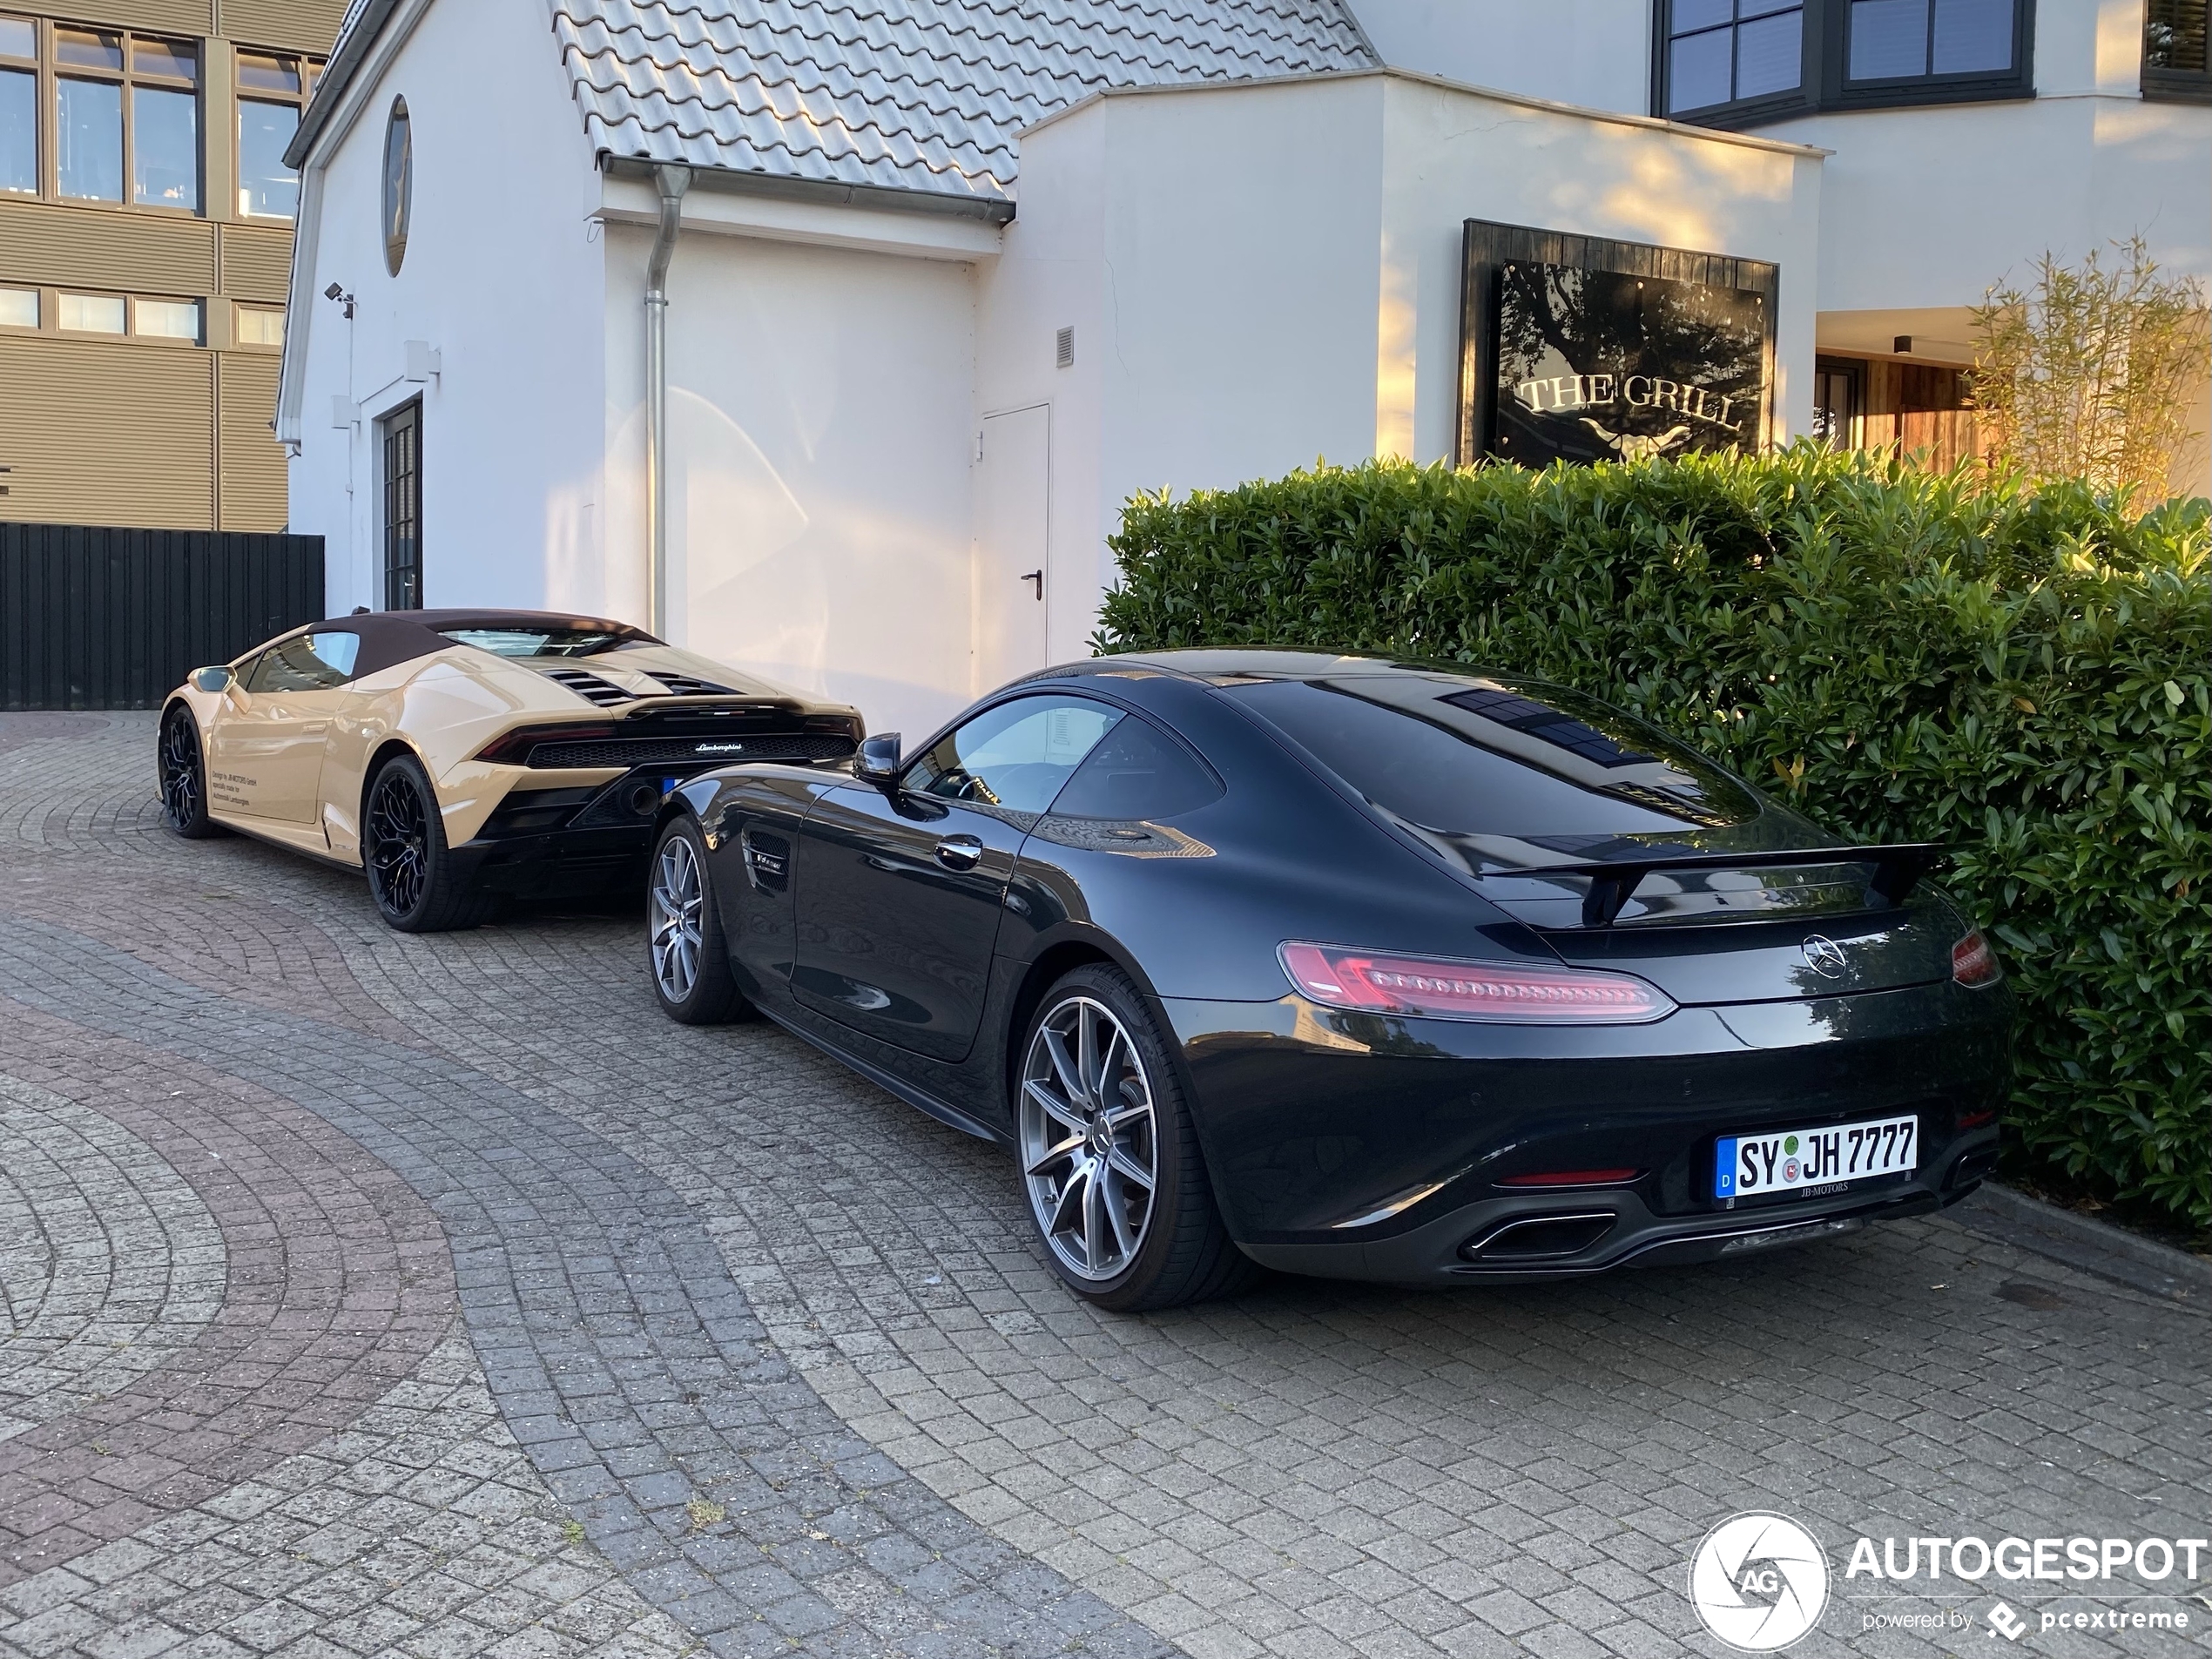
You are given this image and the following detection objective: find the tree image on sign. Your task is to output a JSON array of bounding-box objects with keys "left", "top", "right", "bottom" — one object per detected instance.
[
  {"left": 1969, "top": 235, "right": 2211, "bottom": 500},
  {"left": 1493, "top": 262, "right": 1767, "bottom": 468}
]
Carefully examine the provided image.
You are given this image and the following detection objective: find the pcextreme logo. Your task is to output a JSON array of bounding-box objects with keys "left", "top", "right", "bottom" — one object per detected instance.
[{"left": 1689, "top": 1513, "right": 1831, "bottom": 1651}]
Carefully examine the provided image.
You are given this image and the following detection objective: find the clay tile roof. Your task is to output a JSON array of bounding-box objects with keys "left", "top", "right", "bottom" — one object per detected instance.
[{"left": 548, "top": 0, "right": 1375, "bottom": 205}]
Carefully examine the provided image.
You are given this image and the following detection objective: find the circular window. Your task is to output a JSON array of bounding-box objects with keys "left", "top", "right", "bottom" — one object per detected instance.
[{"left": 381, "top": 98, "right": 411, "bottom": 275}]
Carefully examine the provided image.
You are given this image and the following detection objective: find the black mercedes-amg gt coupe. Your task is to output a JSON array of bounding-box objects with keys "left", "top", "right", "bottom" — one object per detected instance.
[{"left": 646, "top": 651, "right": 2013, "bottom": 1310}]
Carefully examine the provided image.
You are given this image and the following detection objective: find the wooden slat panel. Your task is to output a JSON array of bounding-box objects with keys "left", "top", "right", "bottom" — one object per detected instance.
[
  {"left": 217, "top": 351, "right": 287, "bottom": 531},
  {"left": 0, "top": 200, "right": 217, "bottom": 293},
  {"left": 0, "top": 337, "right": 213, "bottom": 529},
  {"left": 43, "top": 0, "right": 214, "bottom": 36},
  {"left": 0, "top": 523, "right": 323, "bottom": 709},
  {"left": 218, "top": 0, "right": 347, "bottom": 54},
  {"left": 218, "top": 223, "right": 294, "bottom": 302}
]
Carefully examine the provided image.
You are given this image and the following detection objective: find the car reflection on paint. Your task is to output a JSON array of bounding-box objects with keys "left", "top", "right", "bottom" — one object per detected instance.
[{"left": 646, "top": 651, "right": 2013, "bottom": 1311}]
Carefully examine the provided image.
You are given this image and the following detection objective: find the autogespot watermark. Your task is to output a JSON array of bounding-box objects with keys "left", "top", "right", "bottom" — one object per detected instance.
[
  {"left": 1690, "top": 1514, "right": 1831, "bottom": 1651},
  {"left": 1687, "top": 1515, "right": 2205, "bottom": 1650}
]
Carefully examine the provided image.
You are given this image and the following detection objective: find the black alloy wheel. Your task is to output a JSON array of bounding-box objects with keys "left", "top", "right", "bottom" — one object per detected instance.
[
  {"left": 158, "top": 705, "right": 224, "bottom": 839},
  {"left": 363, "top": 752, "right": 490, "bottom": 932},
  {"left": 647, "top": 817, "right": 750, "bottom": 1024},
  {"left": 1016, "top": 964, "right": 1258, "bottom": 1312}
]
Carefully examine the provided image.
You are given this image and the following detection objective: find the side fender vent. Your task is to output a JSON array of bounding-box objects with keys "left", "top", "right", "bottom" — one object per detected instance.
[{"left": 741, "top": 826, "right": 791, "bottom": 894}]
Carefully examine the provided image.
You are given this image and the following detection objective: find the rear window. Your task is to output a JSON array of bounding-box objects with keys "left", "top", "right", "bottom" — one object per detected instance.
[
  {"left": 1222, "top": 672, "right": 1760, "bottom": 836},
  {"left": 441, "top": 627, "right": 631, "bottom": 658}
]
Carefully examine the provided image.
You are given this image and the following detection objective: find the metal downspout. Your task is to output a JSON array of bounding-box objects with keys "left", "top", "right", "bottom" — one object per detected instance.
[{"left": 644, "top": 162, "right": 691, "bottom": 637}]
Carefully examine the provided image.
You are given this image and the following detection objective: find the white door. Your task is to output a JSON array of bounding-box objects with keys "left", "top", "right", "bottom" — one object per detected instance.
[{"left": 974, "top": 404, "right": 1049, "bottom": 695}]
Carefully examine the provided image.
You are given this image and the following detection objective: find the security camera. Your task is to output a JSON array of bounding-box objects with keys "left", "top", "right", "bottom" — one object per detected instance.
[{"left": 324, "top": 282, "right": 343, "bottom": 300}]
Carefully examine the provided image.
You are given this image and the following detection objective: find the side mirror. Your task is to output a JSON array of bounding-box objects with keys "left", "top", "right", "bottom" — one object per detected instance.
[
  {"left": 190, "top": 665, "right": 234, "bottom": 694},
  {"left": 853, "top": 732, "right": 902, "bottom": 788}
]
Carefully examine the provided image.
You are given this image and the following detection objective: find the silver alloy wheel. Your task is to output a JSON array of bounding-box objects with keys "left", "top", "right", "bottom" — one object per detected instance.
[
  {"left": 1019, "top": 995, "right": 1158, "bottom": 1282},
  {"left": 651, "top": 832, "right": 704, "bottom": 1002}
]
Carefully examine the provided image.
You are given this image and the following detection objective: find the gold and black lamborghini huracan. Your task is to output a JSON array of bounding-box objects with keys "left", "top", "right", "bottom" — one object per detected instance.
[{"left": 157, "top": 610, "right": 862, "bottom": 931}]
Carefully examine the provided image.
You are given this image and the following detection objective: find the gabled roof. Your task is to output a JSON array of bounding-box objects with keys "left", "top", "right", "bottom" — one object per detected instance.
[
  {"left": 306, "top": 0, "right": 1374, "bottom": 208},
  {"left": 555, "top": 0, "right": 1373, "bottom": 205}
]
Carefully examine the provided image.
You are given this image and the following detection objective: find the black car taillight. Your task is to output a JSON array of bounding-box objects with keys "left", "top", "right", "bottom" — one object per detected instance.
[
  {"left": 1279, "top": 942, "right": 1675, "bottom": 1024},
  {"left": 1952, "top": 930, "right": 2002, "bottom": 987},
  {"left": 474, "top": 723, "right": 619, "bottom": 765}
]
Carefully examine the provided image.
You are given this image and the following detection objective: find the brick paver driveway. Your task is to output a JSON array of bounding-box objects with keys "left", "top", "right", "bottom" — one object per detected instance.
[{"left": 1, "top": 713, "right": 2203, "bottom": 1659}]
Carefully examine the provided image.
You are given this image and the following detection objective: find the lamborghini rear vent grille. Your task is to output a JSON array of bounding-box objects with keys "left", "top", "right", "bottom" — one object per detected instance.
[
  {"left": 541, "top": 668, "right": 632, "bottom": 707},
  {"left": 646, "top": 671, "right": 738, "bottom": 698},
  {"left": 528, "top": 734, "right": 856, "bottom": 769}
]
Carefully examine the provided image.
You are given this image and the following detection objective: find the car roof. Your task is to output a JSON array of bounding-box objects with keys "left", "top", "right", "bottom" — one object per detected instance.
[
  {"left": 267, "top": 610, "right": 662, "bottom": 680},
  {"left": 1082, "top": 649, "right": 1486, "bottom": 683}
]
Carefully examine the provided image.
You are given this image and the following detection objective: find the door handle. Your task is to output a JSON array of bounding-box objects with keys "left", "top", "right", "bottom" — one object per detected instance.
[
  {"left": 1020, "top": 570, "right": 1043, "bottom": 601},
  {"left": 934, "top": 835, "right": 984, "bottom": 871}
]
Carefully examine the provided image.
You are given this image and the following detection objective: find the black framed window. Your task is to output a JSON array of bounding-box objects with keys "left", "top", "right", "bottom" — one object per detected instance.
[
  {"left": 2143, "top": 0, "right": 2210, "bottom": 100},
  {"left": 1811, "top": 357, "right": 1864, "bottom": 448},
  {"left": 381, "top": 400, "right": 421, "bottom": 611},
  {"left": 1665, "top": 1, "right": 1806, "bottom": 114},
  {"left": 1656, "top": 0, "right": 2033, "bottom": 124}
]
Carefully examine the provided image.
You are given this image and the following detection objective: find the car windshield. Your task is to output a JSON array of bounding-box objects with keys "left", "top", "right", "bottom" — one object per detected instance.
[
  {"left": 1220, "top": 670, "right": 1761, "bottom": 837},
  {"left": 440, "top": 627, "right": 630, "bottom": 658}
]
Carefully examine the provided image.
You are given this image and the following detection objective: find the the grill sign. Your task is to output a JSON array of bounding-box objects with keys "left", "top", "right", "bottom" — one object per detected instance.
[{"left": 696, "top": 742, "right": 746, "bottom": 754}]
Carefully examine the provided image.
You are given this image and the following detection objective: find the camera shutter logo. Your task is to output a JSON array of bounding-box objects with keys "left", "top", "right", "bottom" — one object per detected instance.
[{"left": 1689, "top": 1513, "right": 1830, "bottom": 1651}]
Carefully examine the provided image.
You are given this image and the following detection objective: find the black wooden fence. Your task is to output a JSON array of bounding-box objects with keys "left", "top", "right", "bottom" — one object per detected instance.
[{"left": 0, "top": 524, "right": 325, "bottom": 710}]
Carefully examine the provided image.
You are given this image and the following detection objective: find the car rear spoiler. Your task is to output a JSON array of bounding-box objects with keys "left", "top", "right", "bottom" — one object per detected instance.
[{"left": 1534, "top": 844, "right": 1944, "bottom": 928}]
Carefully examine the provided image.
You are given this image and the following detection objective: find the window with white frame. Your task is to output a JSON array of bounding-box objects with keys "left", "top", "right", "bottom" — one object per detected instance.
[
  {"left": 135, "top": 296, "right": 201, "bottom": 341},
  {"left": 235, "top": 303, "right": 285, "bottom": 347},
  {"left": 58, "top": 291, "right": 125, "bottom": 333}
]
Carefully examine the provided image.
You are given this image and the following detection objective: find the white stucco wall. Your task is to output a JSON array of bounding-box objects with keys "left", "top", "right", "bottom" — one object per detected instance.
[
  {"left": 1345, "top": 0, "right": 1655, "bottom": 115},
  {"left": 1772, "top": 0, "right": 2210, "bottom": 322},
  {"left": 1373, "top": 76, "right": 1824, "bottom": 471},
  {"left": 986, "top": 72, "right": 1824, "bottom": 656},
  {"left": 283, "top": 0, "right": 608, "bottom": 618},
  {"left": 602, "top": 217, "right": 985, "bottom": 739}
]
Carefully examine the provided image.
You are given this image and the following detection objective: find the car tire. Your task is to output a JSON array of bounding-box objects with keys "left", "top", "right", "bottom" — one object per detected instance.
[
  {"left": 647, "top": 816, "right": 751, "bottom": 1025},
  {"left": 1016, "top": 964, "right": 1259, "bottom": 1312},
  {"left": 157, "top": 704, "right": 226, "bottom": 840},
  {"left": 363, "top": 752, "right": 492, "bottom": 933}
]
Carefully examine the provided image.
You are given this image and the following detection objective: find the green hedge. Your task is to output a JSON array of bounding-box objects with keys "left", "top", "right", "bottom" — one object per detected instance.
[{"left": 1096, "top": 448, "right": 2212, "bottom": 1234}]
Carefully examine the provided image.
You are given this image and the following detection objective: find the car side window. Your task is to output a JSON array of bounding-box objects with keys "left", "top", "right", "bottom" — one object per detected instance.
[
  {"left": 245, "top": 631, "right": 360, "bottom": 692},
  {"left": 905, "top": 696, "right": 1122, "bottom": 815},
  {"left": 1048, "top": 714, "right": 1223, "bottom": 820}
]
